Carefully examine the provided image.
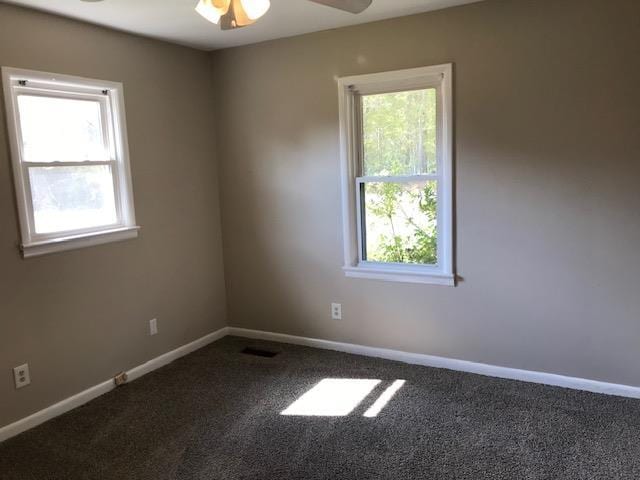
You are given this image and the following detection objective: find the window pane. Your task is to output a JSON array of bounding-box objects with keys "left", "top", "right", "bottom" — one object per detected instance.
[
  {"left": 18, "top": 95, "right": 107, "bottom": 162},
  {"left": 362, "top": 89, "right": 437, "bottom": 176},
  {"left": 28, "top": 165, "right": 118, "bottom": 234},
  {"left": 362, "top": 180, "right": 437, "bottom": 265}
]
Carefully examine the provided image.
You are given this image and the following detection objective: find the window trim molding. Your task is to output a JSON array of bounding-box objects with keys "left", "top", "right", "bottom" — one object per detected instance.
[
  {"left": 337, "top": 64, "right": 454, "bottom": 286},
  {"left": 21, "top": 226, "right": 140, "bottom": 258},
  {"left": 2, "top": 67, "right": 139, "bottom": 258}
]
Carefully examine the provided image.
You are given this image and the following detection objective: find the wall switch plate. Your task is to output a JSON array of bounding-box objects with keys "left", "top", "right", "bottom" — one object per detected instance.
[
  {"left": 13, "top": 363, "right": 31, "bottom": 389},
  {"left": 149, "top": 318, "right": 158, "bottom": 336},
  {"left": 331, "top": 303, "right": 342, "bottom": 320}
]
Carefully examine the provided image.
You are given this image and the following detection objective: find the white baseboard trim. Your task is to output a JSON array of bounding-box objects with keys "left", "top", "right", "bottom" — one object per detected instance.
[
  {"left": 227, "top": 327, "right": 640, "bottom": 400},
  {"left": 4, "top": 325, "right": 639, "bottom": 444},
  {"left": 0, "top": 327, "right": 229, "bottom": 443},
  {"left": 126, "top": 327, "right": 229, "bottom": 382}
]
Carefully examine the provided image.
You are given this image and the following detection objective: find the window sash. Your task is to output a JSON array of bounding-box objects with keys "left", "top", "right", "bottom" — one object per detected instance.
[
  {"left": 357, "top": 174, "right": 439, "bottom": 183},
  {"left": 15, "top": 90, "right": 115, "bottom": 164},
  {"left": 356, "top": 90, "right": 442, "bottom": 178},
  {"left": 22, "top": 160, "right": 123, "bottom": 241},
  {"left": 354, "top": 86, "right": 443, "bottom": 268},
  {"left": 355, "top": 176, "right": 441, "bottom": 267},
  {"left": 14, "top": 89, "right": 123, "bottom": 241}
]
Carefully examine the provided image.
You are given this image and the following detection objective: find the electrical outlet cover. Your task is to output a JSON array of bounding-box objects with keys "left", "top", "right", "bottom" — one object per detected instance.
[{"left": 13, "top": 363, "right": 31, "bottom": 389}]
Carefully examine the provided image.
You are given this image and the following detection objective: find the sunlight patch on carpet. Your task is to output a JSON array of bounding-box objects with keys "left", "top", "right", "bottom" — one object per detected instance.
[
  {"left": 363, "top": 380, "right": 406, "bottom": 417},
  {"left": 281, "top": 379, "right": 380, "bottom": 416}
]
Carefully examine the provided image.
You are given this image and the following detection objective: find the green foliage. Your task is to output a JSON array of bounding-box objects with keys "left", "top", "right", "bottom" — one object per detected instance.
[
  {"left": 366, "top": 182, "right": 437, "bottom": 265},
  {"left": 362, "top": 89, "right": 437, "bottom": 176}
]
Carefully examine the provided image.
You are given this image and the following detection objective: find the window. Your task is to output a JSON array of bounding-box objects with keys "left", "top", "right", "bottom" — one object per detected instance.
[
  {"left": 338, "top": 65, "right": 454, "bottom": 285},
  {"left": 2, "top": 67, "right": 138, "bottom": 257}
]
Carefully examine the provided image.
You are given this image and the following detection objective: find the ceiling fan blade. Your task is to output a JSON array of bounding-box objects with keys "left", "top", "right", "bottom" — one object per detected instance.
[{"left": 308, "top": 0, "right": 372, "bottom": 14}]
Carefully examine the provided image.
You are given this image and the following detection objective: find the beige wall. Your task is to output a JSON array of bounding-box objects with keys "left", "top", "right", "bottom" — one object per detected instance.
[
  {"left": 0, "top": 4, "right": 226, "bottom": 427},
  {"left": 213, "top": 0, "right": 640, "bottom": 387},
  {"left": 2, "top": 0, "right": 640, "bottom": 430}
]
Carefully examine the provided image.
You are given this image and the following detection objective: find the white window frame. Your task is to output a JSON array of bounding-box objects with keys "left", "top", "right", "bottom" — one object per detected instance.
[
  {"left": 337, "top": 64, "right": 454, "bottom": 286},
  {"left": 2, "top": 67, "right": 139, "bottom": 258}
]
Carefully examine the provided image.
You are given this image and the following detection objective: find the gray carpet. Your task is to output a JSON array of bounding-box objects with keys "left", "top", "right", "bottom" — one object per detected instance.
[{"left": 1, "top": 336, "right": 639, "bottom": 479}]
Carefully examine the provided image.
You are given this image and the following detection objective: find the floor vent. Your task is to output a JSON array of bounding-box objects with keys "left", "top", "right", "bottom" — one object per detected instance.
[{"left": 242, "top": 347, "right": 279, "bottom": 358}]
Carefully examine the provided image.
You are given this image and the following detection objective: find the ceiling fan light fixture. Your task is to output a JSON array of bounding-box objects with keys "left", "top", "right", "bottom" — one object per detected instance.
[
  {"left": 239, "top": 0, "right": 271, "bottom": 20},
  {"left": 196, "top": 0, "right": 270, "bottom": 29},
  {"left": 196, "top": 0, "right": 370, "bottom": 31},
  {"left": 195, "top": 0, "right": 229, "bottom": 24}
]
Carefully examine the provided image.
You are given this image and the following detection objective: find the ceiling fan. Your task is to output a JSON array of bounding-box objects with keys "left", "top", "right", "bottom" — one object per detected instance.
[{"left": 195, "top": 0, "right": 373, "bottom": 30}]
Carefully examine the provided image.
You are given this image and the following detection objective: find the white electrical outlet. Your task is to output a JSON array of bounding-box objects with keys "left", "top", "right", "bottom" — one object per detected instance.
[
  {"left": 331, "top": 303, "right": 342, "bottom": 320},
  {"left": 149, "top": 318, "right": 158, "bottom": 336},
  {"left": 13, "top": 363, "right": 31, "bottom": 389}
]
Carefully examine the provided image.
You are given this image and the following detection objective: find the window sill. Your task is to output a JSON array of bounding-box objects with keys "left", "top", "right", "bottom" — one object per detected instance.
[
  {"left": 21, "top": 226, "right": 140, "bottom": 258},
  {"left": 343, "top": 264, "right": 455, "bottom": 286}
]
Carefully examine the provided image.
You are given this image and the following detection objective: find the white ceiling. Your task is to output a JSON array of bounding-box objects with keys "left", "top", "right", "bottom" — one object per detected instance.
[{"left": 3, "top": 0, "right": 483, "bottom": 50}]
